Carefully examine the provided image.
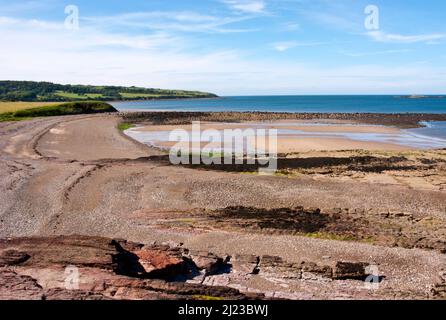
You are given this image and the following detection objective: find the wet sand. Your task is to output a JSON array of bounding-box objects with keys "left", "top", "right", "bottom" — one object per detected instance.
[{"left": 129, "top": 121, "right": 415, "bottom": 152}]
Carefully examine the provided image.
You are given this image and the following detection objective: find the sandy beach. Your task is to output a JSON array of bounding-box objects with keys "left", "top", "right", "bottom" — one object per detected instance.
[
  {"left": 129, "top": 121, "right": 417, "bottom": 152},
  {"left": 1, "top": 112, "right": 446, "bottom": 300}
]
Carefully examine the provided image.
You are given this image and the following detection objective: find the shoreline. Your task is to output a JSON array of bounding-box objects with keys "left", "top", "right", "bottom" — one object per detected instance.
[
  {"left": 126, "top": 121, "right": 426, "bottom": 152},
  {"left": 1, "top": 113, "right": 446, "bottom": 300},
  {"left": 120, "top": 111, "right": 446, "bottom": 129}
]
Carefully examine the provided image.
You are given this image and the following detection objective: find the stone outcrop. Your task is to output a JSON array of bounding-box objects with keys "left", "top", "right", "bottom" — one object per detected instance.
[
  {"left": 0, "top": 236, "right": 261, "bottom": 300},
  {"left": 333, "top": 262, "right": 369, "bottom": 280},
  {"left": 229, "top": 254, "right": 369, "bottom": 281},
  {"left": 0, "top": 235, "right": 376, "bottom": 300},
  {"left": 187, "top": 250, "right": 229, "bottom": 276},
  {"left": 0, "top": 250, "right": 30, "bottom": 267}
]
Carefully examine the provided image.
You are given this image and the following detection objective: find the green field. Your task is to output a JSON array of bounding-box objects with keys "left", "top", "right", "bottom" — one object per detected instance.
[
  {"left": 54, "top": 91, "right": 105, "bottom": 100},
  {"left": 0, "top": 101, "right": 117, "bottom": 122},
  {"left": 0, "top": 81, "right": 218, "bottom": 102},
  {"left": 0, "top": 102, "right": 61, "bottom": 113},
  {"left": 119, "top": 92, "right": 162, "bottom": 99}
]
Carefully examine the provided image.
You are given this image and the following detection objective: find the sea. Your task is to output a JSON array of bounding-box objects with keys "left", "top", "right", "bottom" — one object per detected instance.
[
  {"left": 112, "top": 95, "right": 446, "bottom": 113},
  {"left": 113, "top": 95, "right": 446, "bottom": 147}
]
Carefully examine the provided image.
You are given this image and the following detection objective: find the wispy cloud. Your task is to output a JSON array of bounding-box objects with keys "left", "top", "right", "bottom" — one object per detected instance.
[
  {"left": 0, "top": 16, "right": 61, "bottom": 30},
  {"left": 272, "top": 41, "right": 297, "bottom": 52},
  {"left": 222, "top": 0, "right": 266, "bottom": 14},
  {"left": 84, "top": 11, "right": 258, "bottom": 34},
  {"left": 280, "top": 22, "right": 301, "bottom": 31},
  {"left": 339, "top": 49, "right": 413, "bottom": 57},
  {"left": 1, "top": 2, "right": 446, "bottom": 95},
  {"left": 0, "top": 16, "right": 181, "bottom": 50},
  {"left": 297, "top": 2, "right": 361, "bottom": 31},
  {"left": 367, "top": 31, "right": 446, "bottom": 44},
  {"left": 272, "top": 40, "right": 331, "bottom": 51}
]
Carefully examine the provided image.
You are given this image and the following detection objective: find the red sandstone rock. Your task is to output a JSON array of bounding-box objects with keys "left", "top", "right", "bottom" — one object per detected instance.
[{"left": 0, "top": 236, "right": 260, "bottom": 300}]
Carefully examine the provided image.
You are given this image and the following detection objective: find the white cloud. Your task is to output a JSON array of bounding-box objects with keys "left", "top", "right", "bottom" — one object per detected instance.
[
  {"left": 339, "top": 49, "right": 413, "bottom": 57},
  {"left": 83, "top": 11, "right": 257, "bottom": 34},
  {"left": 272, "top": 40, "right": 331, "bottom": 51},
  {"left": 0, "top": 16, "right": 61, "bottom": 30},
  {"left": 281, "top": 22, "right": 301, "bottom": 31},
  {"left": 1, "top": 15, "right": 445, "bottom": 95},
  {"left": 367, "top": 31, "right": 446, "bottom": 44},
  {"left": 222, "top": 0, "right": 266, "bottom": 14},
  {"left": 272, "top": 41, "right": 297, "bottom": 52}
]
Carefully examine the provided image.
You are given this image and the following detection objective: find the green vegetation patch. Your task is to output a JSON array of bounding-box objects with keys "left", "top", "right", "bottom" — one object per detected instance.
[
  {"left": 0, "top": 101, "right": 117, "bottom": 122},
  {"left": 54, "top": 91, "right": 106, "bottom": 100},
  {"left": 0, "top": 80, "right": 217, "bottom": 102},
  {"left": 117, "top": 122, "right": 135, "bottom": 131}
]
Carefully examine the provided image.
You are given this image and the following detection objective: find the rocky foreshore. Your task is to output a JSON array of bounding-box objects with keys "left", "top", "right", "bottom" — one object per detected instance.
[
  {"left": 0, "top": 236, "right": 259, "bottom": 300},
  {"left": 0, "top": 236, "right": 376, "bottom": 300},
  {"left": 1, "top": 114, "right": 445, "bottom": 300},
  {"left": 121, "top": 111, "right": 446, "bottom": 128}
]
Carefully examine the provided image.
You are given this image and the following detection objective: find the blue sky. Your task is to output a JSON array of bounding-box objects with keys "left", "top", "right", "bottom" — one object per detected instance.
[{"left": 0, "top": 0, "right": 445, "bottom": 95}]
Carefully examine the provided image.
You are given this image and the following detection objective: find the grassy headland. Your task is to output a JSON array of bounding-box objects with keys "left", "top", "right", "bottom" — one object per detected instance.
[
  {"left": 0, "top": 81, "right": 218, "bottom": 102},
  {"left": 0, "top": 101, "right": 117, "bottom": 122}
]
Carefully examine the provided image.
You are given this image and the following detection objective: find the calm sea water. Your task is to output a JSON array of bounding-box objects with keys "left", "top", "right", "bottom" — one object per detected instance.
[
  {"left": 112, "top": 95, "right": 446, "bottom": 113},
  {"left": 113, "top": 95, "right": 446, "bottom": 144}
]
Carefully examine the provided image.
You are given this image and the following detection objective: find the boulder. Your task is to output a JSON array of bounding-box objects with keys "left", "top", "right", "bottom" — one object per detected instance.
[{"left": 189, "top": 250, "right": 228, "bottom": 275}]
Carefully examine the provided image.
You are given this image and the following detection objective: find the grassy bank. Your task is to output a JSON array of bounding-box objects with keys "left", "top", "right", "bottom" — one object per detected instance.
[
  {"left": 0, "top": 101, "right": 61, "bottom": 113},
  {"left": 0, "top": 101, "right": 117, "bottom": 122}
]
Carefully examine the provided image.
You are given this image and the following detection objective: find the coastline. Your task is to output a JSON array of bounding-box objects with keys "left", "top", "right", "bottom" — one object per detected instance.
[
  {"left": 1, "top": 113, "right": 446, "bottom": 300},
  {"left": 120, "top": 111, "right": 446, "bottom": 129},
  {"left": 126, "top": 121, "right": 428, "bottom": 152}
]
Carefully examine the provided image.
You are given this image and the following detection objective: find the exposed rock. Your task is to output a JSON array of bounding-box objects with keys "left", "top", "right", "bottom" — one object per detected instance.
[
  {"left": 0, "top": 250, "right": 30, "bottom": 266},
  {"left": 189, "top": 250, "right": 228, "bottom": 276},
  {"left": 333, "top": 261, "right": 368, "bottom": 280},
  {"left": 255, "top": 255, "right": 369, "bottom": 282},
  {"left": 0, "top": 236, "right": 260, "bottom": 300},
  {"left": 301, "top": 262, "right": 333, "bottom": 279},
  {"left": 231, "top": 254, "right": 260, "bottom": 275},
  {"left": 259, "top": 255, "right": 302, "bottom": 280},
  {"left": 0, "top": 269, "right": 43, "bottom": 300},
  {"left": 43, "top": 288, "right": 112, "bottom": 300},
  {"left": 0, "top": 236, "right": 118, "bottom": 270},
  {"left": 199, "top": 205, "right": 446, "bottom": 254},
  {"left": 131, "top": 246, "right": 186, "bottom": 279},
  {"left": 123, "top": 111, "right": 446, "bottom": 129}
]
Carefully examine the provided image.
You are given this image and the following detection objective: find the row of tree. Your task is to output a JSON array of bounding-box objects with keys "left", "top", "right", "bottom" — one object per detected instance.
[{"left": 0, "top": 81, "right": 217, "bottom": 102}]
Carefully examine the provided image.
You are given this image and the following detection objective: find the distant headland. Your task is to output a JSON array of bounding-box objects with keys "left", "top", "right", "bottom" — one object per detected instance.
[
  {"left": 396, "top": 95, "right": 445, "bottom": 99},
  {"left": 0, "top": 80, "right": 218, "bottom": 102}
]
